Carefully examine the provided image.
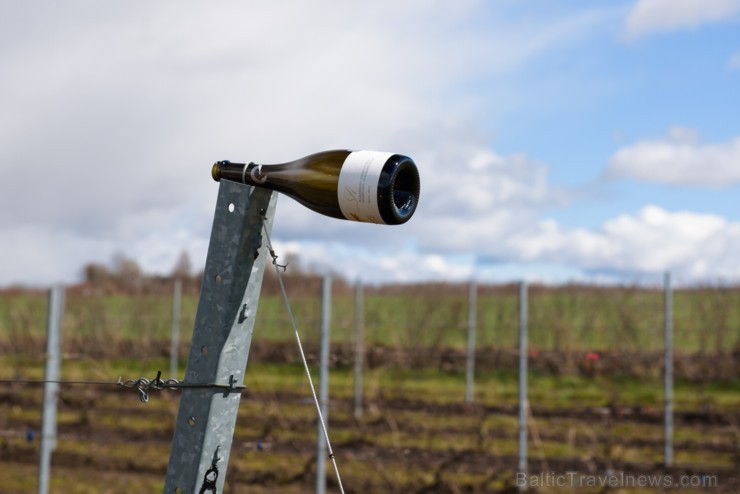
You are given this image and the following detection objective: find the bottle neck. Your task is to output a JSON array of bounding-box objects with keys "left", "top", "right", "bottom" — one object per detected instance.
[{"left": 213, "top": 161, "right": 265, "bottom": 185}]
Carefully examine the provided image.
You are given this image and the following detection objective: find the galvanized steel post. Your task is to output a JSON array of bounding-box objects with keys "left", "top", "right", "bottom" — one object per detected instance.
[
  {"left": 316, "top": 275, "right": 332, "bottom": 494},
  {"left": 170, "top": 278, "right": 182, "bottom": 380},
  {"left": 663, "top": 271, "right": 674, "bottom": 467},
  {"left": 465, "top": 281, "right": 477, "bottom": 403},
  {"left": 353, "top": 279, "right": 364, "bottom": 420},
  {"left": 38, "top": 285, "right": 64, "bottom": 494},
  {"left": 163, "top": 182, "right": 277, "bottom": 493},
  {"left": 517, "top": 280, "right": 528, "bottom": 489}
]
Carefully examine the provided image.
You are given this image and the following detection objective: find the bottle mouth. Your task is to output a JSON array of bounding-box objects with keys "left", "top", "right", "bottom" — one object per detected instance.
[
  {"left": 389, "top": 161, "right": 420, "bottom": 223},
  {"left": 211, "top": 162, "right": 222, "bottom": 181}
]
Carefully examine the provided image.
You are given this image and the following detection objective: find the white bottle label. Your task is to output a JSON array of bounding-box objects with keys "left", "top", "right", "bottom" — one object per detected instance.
[{"left": 338, "top": 150, "right": 392, "bottom": 224}]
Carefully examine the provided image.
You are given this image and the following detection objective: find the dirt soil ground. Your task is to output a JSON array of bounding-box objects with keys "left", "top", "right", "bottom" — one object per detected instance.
[{"left": 1, "top": 381, "right": 738, "bottom": 493}]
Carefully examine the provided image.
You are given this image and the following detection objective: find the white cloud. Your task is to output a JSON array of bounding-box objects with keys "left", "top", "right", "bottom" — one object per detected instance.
[
  {"left": 502, "top": 206, "right": 740, "bottom": 281},
  {"left": 626, "top": 0, "right": 740, "bottom": 37},
  {"left": 1, "top": 1, "right": 611, "bottom": 286},
  {"left": 0, "top": 222, "right": 210, "bottom": 286},
  {"left": 0, "top": 226, "right": 110, "bottom": 286},
  {"left": 606, "top": 128, "right": 740, "bottom": 187},
  {"left": 277, "top": 205, "right": 740, "bottom": 284},
  {"left": 1, "top": 2, "right": 738, "bottom": 287},
  {"left": 266, "top": 240, "right": 476, "bottom": 285},
  {"left": 729, "top": 51, "right": 740, "bottom": 69},
  {"left": 283, "top": 132, "right": 740, "bottom": 284}
]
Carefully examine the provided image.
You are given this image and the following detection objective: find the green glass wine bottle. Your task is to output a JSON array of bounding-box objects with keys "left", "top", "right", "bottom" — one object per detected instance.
[{"left": 212, "top": 150, "right": 420, "bottom": 225}]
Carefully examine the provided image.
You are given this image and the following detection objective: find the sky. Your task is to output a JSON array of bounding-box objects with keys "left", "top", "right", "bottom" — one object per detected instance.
[{"left": 0, "top": 0, "right": 739, "bottom": 287}]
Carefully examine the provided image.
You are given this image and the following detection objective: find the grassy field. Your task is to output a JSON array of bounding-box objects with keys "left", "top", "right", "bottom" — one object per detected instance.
[
  {"left": 2, "top": 281, "right": 739, "bottom": 353},
  {"left": 0, "top": 354, "right": 738, "bottom": 492},
  {"left": 0, "top": 281, "right": 738, "bottom": 492}
]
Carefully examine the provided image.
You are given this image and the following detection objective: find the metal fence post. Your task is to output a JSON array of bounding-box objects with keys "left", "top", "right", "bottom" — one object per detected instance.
[
  {"left": 664, "top": 271, "right": 673, "bottom": 467},
  {"left": 316, "top": 275, "right": 332, "bottom": 494},
  {"left": 38, "top": 285, "right": 64, "bottom": 494},
  {"left": 163, "top": 182, "right": 277, "bottom": 493},
  {"left": 518, "top": 280, "right": 528, "bottom": 489},
  {"left": 170, "top": 278, "right": 182, "bottom": 380},
  {"left": 353, "top": 279, "right": 364, "bottom": 420},
  {"left": 465, "top": 281, "right": 477, "bottom": 403}
]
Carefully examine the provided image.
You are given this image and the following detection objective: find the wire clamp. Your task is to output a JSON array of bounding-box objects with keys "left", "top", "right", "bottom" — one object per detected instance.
[{"left": 118, "top": 372, "right": 246, "bottom": 403}]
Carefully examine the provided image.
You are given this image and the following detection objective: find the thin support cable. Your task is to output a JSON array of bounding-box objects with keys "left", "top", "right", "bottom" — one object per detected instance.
[
  {"left": 262, "top": 218, "right": 346, "bottom": 494},
  {"left": 0, "top": 378, "right": 116, "bottom": 386},
  {"left": 0, "top": 373, "right": 245, "bottom": 404}
]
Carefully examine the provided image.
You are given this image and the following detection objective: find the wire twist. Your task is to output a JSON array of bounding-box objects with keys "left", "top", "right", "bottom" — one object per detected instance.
[
  {"left": 118, "top": 371, "right": 176, "bottom": 403},
  {"left": 117, "top": 371, "right": 246, "bottom": 403}
]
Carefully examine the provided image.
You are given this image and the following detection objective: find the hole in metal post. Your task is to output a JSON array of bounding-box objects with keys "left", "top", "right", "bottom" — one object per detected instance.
[
  {"left": 175, "top": 488, "right": 183, "bottom": 494},
  {"left": 201, "top": 345, "right": 209, "bottom": 355},
  {"left": 228, "top": 203, "right": 235, "bottom": 213},
  {"left": 215, "top": 274, "right": 222, "bottom": 284},
  {"left": 187, "top": 416, "right": 196, "bottom": 427}
]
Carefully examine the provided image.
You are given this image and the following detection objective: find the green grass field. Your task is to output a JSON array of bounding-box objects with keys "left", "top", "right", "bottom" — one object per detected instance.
[
  {"left": 2, "top": 282, "right": 739, "bottom": 353},
  {"left": 0, "top": 354, "right": 738, "bottom": 492},
  {"left": 1, "top": 282, "right": 738, "bottom": 491}
]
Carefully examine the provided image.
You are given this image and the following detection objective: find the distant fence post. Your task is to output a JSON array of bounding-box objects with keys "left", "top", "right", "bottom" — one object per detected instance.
[
  {"left": 170, "top": 278, "right": 182, "bottom": 380},
  {"left": 316, "top": 275, "right": 332, "bottom": 494},
  {"left": 353, "top": 279, "right": 364, "bottom": 420},
  {"left": 38, "top": 285, "right": 64, "bottom": 494},
  {"left": 517, "top": 280, "right": 528, "bottom": 489},
  {"left": 465, "top": 281, "right": 477, "bottom": 403},
  {"left": 664, "top": 271, "right": 673, "bottom": 467}
]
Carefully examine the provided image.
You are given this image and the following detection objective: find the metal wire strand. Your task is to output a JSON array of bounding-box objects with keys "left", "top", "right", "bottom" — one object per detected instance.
[
  {"left": 262, "top": 219, "right": 346, "bottom": 494},
  {"left": 0, "top": 378, "right": 117, "bottom": 386},
  {"left": 0, "top": 373, "right": 245, "bottom": 404}
]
